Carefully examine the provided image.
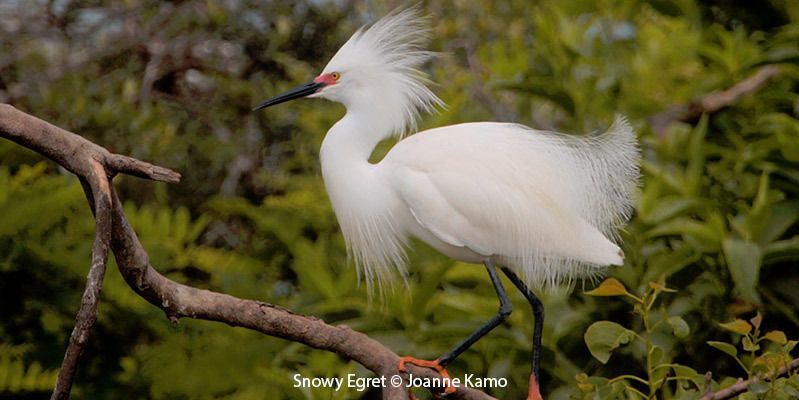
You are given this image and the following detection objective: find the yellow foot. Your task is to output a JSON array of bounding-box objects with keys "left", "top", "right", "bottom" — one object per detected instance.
[
  {"left": 397, "top": 356, "right": 456, "bottom": 395},
  {"left": 526, "top": 374, "right": 543, "bottom": 400}
]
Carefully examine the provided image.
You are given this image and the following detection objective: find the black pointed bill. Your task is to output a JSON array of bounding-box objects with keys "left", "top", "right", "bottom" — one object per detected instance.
[{"left": 252, "top": 80, "right": 325, "bottom": 111}]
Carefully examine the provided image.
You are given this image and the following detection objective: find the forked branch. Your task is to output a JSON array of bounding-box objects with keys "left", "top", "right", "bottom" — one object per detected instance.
[{"left": 0, "top": 103, "right": 492, "bottom": 400}]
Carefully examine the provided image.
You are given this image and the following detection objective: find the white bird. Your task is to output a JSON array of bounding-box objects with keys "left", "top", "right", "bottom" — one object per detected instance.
[{"left": 254, "top": 7, "right": 639, "bottom": 400}]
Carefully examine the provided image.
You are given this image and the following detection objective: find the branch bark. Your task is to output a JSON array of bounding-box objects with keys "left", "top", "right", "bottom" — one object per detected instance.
[
  {"left": 50, "top": 161, "right": 112, "bottom": 400},
  {"left": 701, "top": 357, "right": 799, "bottom": 400},
  {"left": 0, "top": 103, "right": 494, "bottom": 400},
  {"left": 647, "top": 65, "right": 781, "bottom": 137}
]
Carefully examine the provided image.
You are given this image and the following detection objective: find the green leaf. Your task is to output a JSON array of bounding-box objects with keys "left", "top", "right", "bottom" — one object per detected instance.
[
  {"left": 667, "top": 316, "right": 690, "bottom": 338},
  {"left": 749, "top": 381, "right": 770, "bottom": 395},
  {"left": 650, "top": 345, "right": 664, "bottom": 365},
  {"left": 767, "top": 113, "right": 799, "bottom": 162},
  {"left": 722, "top": 238, "right": 763, "bottom": 303},
  {"left": 641, "top": 245, "right": 700, "bottom": 284},
  {"left": 742, "top": 336, "right": 760, "bottom": 352},
  {"left": 646, "top": 217, "right": 721, "bottom": 249},
  {"left": 584, "top": 278, "right": 630, "bottom": 297},
  {"left": 763, "top": 330, "right": 788, "bottom": 345},
  {"left": 760, "top": 203, "right": 799, "bottom": 244},
  {"left": 639, "top": 196, "right": 703, "bottom": 224},
  {"left": 707, "top": 341, "right": 738, "bottom": 358},
  {"left": 739, "top": 392, "right": 758, "bottom": 400},
  {"left": 584, "top": 321, "right": 636, "bottom": 364},
  {"left": 764, "top": 237, "right": 799, "bottom": 265},
  {"left": 719, "top": 319, "right": 753, "bottom": 335},
  {"left": 685, "top": 114, "right": 708, "bottom": 196},
  {"left": 671, "top": 364, "right": 703, "bottom": 390},
  {"left": 783, "top": 384, "right": 799, "bottom": 398}
]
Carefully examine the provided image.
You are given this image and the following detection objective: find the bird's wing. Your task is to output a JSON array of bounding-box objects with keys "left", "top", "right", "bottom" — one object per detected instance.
[
  {"left": 382, "top": 122, "right": 626, "bottom": 283},
  {"left": 391, "top": 162, "right": 571, "bottom": 257},
  {"left": 396, "top": 167, "right": 498, "bottom": 255}
]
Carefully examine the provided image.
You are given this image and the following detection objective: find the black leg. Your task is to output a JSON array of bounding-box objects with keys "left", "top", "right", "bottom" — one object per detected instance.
[
  {"left": 500, "top": 266, "right": 544, "bottom": 385},
  {"left": 437, "top": 260, "right": 512, "bottom": 366}
]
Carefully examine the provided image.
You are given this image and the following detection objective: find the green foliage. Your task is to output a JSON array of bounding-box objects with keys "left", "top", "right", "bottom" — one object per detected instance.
[
  {"left": 0, "top": 344, "right": 59, "bottom": 394},
  {"left": 582, "top": 280, "right": 798, "bottom": 399},
  {"left": 584, "top": 321, "right": 636, "bottom": 364},
  {"left": 1, "top": 0, "right": 798, "bottom": 399},
  {"left": 581, "top": 277, "right": 702, "bottom": 399},
  {"left": 711, "top": 313, "right": 799, "bottom": 384}
]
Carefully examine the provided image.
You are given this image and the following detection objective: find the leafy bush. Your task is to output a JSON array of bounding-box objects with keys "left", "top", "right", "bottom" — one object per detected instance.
[
  {"left": 0, "top": 343, "right": 59, "bottom": 395},
  {"left": 581, "top": 278, "right": 799, "bottom": 399}
]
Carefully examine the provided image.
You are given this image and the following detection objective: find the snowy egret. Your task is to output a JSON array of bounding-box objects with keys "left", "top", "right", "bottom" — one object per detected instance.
[{"left": 254, "top": 7, "right": 639, "bottom": 400}]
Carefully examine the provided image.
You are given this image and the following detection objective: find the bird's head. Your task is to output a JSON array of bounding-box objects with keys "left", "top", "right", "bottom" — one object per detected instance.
[{"left": 253, "top": 6, "right": 444, "bottom": 136}]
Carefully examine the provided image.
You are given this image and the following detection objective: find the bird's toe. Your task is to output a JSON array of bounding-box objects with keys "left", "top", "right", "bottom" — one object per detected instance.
[{"left": 397, "top": 356, "right": 456, "bottom": 395}]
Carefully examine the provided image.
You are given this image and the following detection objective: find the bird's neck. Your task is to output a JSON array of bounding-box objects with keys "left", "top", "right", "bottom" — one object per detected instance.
[
  {"left": 320, "top": 107, "right": 394, "bottom": 167},
  {"left": 317, "top": 108, "right": 408, "bottom": 286},
  {"left": 319, "top": 108, "right": 405, "bottom": 251},
  {"left": 319, "top": 108, "right": 396, "bottom": 220}
]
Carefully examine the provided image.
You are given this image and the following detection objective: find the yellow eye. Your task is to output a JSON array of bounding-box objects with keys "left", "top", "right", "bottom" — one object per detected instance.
[{"left": 331, "top": 72, "right": 341, "bottom": 81}]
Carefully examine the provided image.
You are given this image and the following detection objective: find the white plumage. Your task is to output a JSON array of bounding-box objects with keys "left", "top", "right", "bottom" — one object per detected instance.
[
  {"left": 313, "top": 7, "right": 443, "bottom": 136},
  {"left": 384, "top": 118, "right": 638, "bottom": 287},
  {"left": 253, "top": 6, "right": 641, "bottom": 397},
  {"left": 256, "top": 6, "right": 639, "bottom": 292},
  {"left": 309, "top": 7, "right": 640, "bottom": 291}
]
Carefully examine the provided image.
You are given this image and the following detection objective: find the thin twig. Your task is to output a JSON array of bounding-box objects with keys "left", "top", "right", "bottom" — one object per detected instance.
[
  {"left": 105, "top": 154, "right": 181, "bottom": 183},
  {"left": 648, "top": 65, "right": 781, "bottom": 137},
  {"left": 50, "top": 161, "right": 112, "bottom": 400},
  {"left": 701, "top": 357, "right": 799, "bottom": 400}
]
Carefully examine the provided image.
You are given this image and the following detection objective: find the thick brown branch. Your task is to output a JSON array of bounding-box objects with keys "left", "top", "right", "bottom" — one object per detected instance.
[
  {"left": 0, "top": 104, "right": 181, "bottom": 183},
  {"left": 701, "top": 357, "right": 799, "bottom": 400},
  {"left": 51, "top": 161, "right": 113, "bottom": 400},
  {"left": 0, "top": 104, "right": 495, "bottom": 400},
  {"left": 648, "top": 65, "right": 781, "bottom": 136},
  {"left": 107, "top": 188, "right": 493, "bottom": 400}
]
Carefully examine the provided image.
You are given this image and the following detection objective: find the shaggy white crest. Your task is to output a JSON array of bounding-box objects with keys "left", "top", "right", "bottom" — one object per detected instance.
[{"left": 317, "top": 6, "right": 444, "bottom": 137}]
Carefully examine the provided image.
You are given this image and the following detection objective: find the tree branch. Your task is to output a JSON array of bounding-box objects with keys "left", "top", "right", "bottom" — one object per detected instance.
[
  {"left": 0, "top": 103, "right": 494, "bottom": 400},
  {"left": 647, "top": 65, "right": 781, "bottom": 137},
  {"left": 701, "top": 357, "right": 799, "bottom": 400},
  {"left": 0, "top": 104, "right": 181, "bottom": 399},
  {"left": 0, "top": 104, "right": 181, "bottom": 183},
  {"left": 51, "top": 161, "right": 112, "bottom": 400}
]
